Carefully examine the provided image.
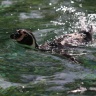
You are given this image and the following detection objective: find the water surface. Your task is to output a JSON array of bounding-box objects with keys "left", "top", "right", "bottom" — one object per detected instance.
[{"left": 0, "top": 0, "right": 96, "bottom": 95}]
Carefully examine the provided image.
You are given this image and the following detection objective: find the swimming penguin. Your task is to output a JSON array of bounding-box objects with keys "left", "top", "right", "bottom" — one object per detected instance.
[{"left": 10, "top": 26, "right": 94, "bottom": 62}]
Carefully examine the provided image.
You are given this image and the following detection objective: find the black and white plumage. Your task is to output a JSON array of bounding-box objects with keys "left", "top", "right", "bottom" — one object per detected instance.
[
  {"left": 10, "top": 26, "right": 94, "bottom": 62},
  {"left": 10, "top": 29, "right": 38, "bottom": 48}
]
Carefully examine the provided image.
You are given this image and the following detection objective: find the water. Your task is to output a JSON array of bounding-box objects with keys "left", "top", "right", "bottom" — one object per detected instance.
[{"left": 0, "top": 0, "right": 96, "bottom": 95}]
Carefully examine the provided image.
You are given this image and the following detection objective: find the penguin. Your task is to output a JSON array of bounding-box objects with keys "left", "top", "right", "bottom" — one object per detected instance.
[
  {"left": 10, "top": 26, "right": 93, "bottom": 49},
  {"left": 10, "top": 26, "right": 94, "bottom": 63}
]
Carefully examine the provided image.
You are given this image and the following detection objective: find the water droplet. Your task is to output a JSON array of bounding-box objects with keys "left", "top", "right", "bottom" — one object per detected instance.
[
  {"left": 71, "top": 1, "right": 74, "bottom": 3},
  {"left": 54, "top": 7, "right": 56, "bottom": 9},
  {"left": 38, "top": 7, "right": 41, "bottom": 10},
  {"left": 11, "top": 14, "right": 13, "bottom": 16},
  {"left": 79, "top": 4, "right": 82, "bottom": 7},
  {"left": 49, "top": 3, "right": 52, "bottom": 6},
  {"left": 30, "top": 6, "right": 32, "bottom": 8},
  {"left": 22, "top": 86, "right": 25, "bottom": 88}
]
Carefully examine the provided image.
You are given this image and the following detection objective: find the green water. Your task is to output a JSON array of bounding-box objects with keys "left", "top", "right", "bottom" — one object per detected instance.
[{"left": 0, "top": 0, "right": 96, "bottom": 95}]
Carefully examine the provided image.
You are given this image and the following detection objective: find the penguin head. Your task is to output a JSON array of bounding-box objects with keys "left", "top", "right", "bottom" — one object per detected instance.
[{"left": 10, "top": 29, "right": 38, "bottom": 48}]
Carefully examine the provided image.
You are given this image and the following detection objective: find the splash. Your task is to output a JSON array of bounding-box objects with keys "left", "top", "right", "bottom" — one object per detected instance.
[
  {"left": 75, "top": 13, "right": 96, "bottom": 32},
  {"left": 51, "top": 4, "right": 96, "bottom": 33},
  {"left": 50, "top": 21, "right": 65, "bottom": 26},
  {"left": 56, "top": 6, "right": 76, "bottom": 13}
]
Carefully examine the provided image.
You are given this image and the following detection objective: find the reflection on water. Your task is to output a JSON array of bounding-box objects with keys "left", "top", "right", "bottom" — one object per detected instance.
[
  {"left": 19, "top": 11, "right": 44, "bottom": 20},
  {"left": 1, "top": 0, "right": 12, "bottom": 6},
  {"left": 0, "top": 0, "right": 96, "bottom": 95},
  {"left": 0, "top": 77, "right": 20, "bottom": 88}
]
